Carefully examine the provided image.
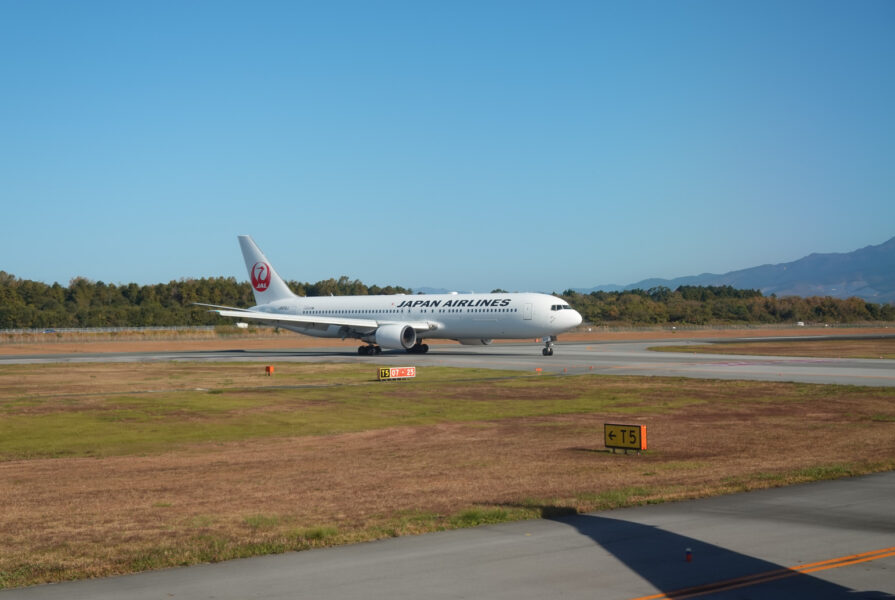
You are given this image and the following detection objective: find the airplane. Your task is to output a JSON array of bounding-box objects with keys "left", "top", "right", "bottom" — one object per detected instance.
[{"left": 202, "top": 236, "right": 583, "bottom": 356}]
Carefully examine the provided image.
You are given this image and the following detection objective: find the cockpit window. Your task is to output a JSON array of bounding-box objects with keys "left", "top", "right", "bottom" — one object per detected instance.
[{"left": 551, "top": 304, "right": 573, "bottom": 311}]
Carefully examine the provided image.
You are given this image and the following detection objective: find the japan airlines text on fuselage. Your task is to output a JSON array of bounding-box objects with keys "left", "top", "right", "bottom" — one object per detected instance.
[{"left": 204, "top": 236, "right": 583, "bottom": 356}]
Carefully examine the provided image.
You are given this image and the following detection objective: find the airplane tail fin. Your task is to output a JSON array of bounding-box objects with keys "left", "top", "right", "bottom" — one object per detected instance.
[{"left": 238, "top": 235, "right": 298, "bottom": 305}]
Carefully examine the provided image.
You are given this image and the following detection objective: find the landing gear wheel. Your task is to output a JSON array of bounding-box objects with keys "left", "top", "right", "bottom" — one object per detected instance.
[
  {"left": 542, "top": 347, "right": 554, "bottom": 356},
  {"left": 358, "top": 345, "right": 381, "bottom": 355},
  {"left": 407, "top": 342, "right": 429, "bottom": 354}
]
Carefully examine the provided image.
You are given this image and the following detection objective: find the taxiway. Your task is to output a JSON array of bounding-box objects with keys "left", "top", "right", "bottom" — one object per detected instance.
[{"left": 2, "top": 337, "right": 894, "bottom": 387}]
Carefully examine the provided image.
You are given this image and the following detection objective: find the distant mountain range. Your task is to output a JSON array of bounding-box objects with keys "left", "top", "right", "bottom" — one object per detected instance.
[{"left": 576, "top": 236, "right": 895, "bottom": 304}]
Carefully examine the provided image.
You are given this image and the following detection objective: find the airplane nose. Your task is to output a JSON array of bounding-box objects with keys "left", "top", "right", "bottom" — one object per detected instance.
[{"left": 571, "top": 309, "right": 583, "bottom": 327}]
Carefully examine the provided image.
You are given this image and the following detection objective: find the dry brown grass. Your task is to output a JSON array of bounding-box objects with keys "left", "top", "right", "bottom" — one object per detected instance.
[
  {"left": 1, "top": 361, "right": 894, "bottom": 588},
  {"left": 0, "top": 362, "right": 360, "bottom": 400},
  {"left": 3, "top": 410, "right": 892, "bottom": 584}
]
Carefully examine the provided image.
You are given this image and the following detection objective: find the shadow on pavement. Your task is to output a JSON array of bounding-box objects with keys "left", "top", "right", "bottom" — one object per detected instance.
[{"left": 517, "top": 505, "right": 893, "bottom": 599}]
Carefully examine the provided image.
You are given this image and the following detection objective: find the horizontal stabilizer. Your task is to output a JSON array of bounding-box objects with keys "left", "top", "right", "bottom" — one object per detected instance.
[{"left": 193, "top": 303, "right": 254, "bottom": 313}]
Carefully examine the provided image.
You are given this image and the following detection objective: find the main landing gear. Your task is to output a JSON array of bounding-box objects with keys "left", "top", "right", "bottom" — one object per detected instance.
[
  {"left": 407, "top": 342, "right": 429, "bottom": 354},
  {"left": 357, "top": 343, "right": 429, "bottom": 355},
  {"left": 542, "top": 336, "right": 555, "bottom": 356}
]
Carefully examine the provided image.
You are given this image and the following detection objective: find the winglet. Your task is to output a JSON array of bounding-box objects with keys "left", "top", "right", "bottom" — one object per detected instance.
[{"left": 238, "top": 236, "right": 297, "bottom": 305}]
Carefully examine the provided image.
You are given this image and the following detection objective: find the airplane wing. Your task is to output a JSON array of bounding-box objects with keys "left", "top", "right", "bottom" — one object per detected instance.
[
  {"left": 211, "top": 308, "right": 380, "bottom": 330},
  {"left": 201, "top": 304, "right": 437, "bottom": 333}
]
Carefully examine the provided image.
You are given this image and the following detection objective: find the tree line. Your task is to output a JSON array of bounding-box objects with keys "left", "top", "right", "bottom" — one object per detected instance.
[
  {"left": 558, "top": 285, "right": 895, "bottom": 325},
  {"left": 1, "top": 272, "right": 892, "bottom": 329},
  {"left": 0, "top": 272, "right": 411, "bottom": 329}
]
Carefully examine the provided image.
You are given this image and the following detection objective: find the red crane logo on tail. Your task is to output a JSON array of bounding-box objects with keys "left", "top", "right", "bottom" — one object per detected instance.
[{"left": 251, "top": 262, "right": 271, "bottom": 292}]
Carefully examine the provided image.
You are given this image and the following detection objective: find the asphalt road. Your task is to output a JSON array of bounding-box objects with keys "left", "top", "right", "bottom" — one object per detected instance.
[
  {"left": 4, "top": 472, "right": 893, "bottom": 599},
  {"left": 3, "top": 336, "right": 894, "bottom": 387}
]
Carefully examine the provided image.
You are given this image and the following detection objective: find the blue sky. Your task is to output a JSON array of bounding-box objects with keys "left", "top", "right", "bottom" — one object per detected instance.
[{"left": 1, "top": 0, "right": 893, "bottom": 293}]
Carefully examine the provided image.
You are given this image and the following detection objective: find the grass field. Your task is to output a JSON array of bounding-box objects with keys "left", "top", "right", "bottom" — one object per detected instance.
[{"left": 1, "top": 361, "right": 894, "bottom": 588}]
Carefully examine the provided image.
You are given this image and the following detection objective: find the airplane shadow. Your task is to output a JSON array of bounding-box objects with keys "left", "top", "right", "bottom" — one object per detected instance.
[{"left": 505, "top": 505, "right": 892, "bottom": 599}]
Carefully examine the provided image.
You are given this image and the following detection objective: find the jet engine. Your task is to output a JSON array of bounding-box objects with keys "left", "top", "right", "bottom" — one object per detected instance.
[{"left": 374, "top": 324, "right": 417, "bottom": 350}]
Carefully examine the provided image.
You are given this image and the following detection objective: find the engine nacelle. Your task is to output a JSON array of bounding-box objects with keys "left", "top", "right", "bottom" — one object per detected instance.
[
  {"left": 456, "top": 338, "right": 493, "bottom": 345},
  {"left": 375, "top": 324, "right": 417, "bottom": 350}
]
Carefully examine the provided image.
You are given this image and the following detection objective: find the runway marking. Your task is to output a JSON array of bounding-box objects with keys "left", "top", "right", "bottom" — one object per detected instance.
[{"left": 629, "top": 546, "right": 895, "bottom": 600}]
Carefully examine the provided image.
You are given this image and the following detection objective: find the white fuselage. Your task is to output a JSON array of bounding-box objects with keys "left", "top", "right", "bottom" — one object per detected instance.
[{"left": 252, "top": 292, "right": 581, "bottom": 342}]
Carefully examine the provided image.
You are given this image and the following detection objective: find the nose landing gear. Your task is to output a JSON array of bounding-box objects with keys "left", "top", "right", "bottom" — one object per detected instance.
[{"left": 542, "top": 336, "right": 554, "bottom": 356}]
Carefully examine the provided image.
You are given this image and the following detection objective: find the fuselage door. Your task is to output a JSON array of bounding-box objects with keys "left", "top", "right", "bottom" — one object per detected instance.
[{"left": 523, "top": 303, "right": 533, "bottom": 320}]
